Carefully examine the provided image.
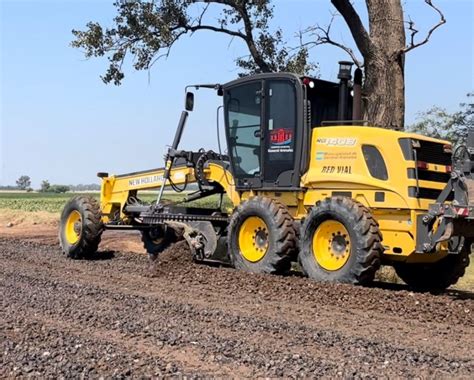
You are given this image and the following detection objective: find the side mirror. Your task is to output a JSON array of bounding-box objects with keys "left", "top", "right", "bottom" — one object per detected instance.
[{"left": 185, "top": 91, "right": 194, "bottom": 111}]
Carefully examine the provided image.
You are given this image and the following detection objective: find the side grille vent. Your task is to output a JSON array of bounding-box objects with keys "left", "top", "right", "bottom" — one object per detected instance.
[
  {"left": 407, "top": 169, "right": 451, "bottom": 183},
  {"left": 408, "top": 187, "right": 454, "bottom": 201},
  {"left": 416, "top": 140, "right": 452, "bottom": 166}
]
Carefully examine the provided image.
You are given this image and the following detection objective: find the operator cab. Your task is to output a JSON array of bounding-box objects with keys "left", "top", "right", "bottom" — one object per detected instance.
[{"left": 222, "top": 69, "right": 354, "bottom": 190}]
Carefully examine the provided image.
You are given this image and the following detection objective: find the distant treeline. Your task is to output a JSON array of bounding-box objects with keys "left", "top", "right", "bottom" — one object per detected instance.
[
  {"left": 68, "top": 184, "right": 101, "bottom": 191},
  {"left": 0, "top": 183, "right": 100, "bottom": 192}
]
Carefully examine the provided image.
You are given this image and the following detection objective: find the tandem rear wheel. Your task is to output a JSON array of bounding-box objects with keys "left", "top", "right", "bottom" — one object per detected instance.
[{"left": 298, "top": 196, "right": 383, "bottom": 285}]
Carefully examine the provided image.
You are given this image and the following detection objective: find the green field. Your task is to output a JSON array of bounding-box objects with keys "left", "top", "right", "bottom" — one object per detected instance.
[
  {"left": 0, "top": 192, "right": 85, "bottom": 213},
  {"left": 0, "top": 191, "right": 229, "bottom": 213}
]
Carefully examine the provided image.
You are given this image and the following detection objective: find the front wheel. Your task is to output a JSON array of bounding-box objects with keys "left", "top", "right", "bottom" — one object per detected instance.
[
  {"left": 59, "top": 196, "right": 103, "bottom": 259},
  {"left": 228, "top": 197, "right": 297, "bottom": 274},
  {"left": 299, "top": 197, "right": 382, "bottom": 285}
]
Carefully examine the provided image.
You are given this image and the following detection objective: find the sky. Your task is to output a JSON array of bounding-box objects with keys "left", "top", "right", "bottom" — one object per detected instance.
[{"left": 0, "top": 0, "right": 473, "bottom": 188}]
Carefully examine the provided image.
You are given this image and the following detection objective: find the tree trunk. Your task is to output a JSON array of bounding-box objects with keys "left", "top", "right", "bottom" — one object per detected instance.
[{"left": 363, "top": 0, "right": 406, "bottom": 130}]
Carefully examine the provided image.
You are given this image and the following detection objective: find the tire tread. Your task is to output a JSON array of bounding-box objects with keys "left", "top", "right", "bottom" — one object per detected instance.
[
  {"left": 59, "top": 196, "right": 103, "bottom": 259},
  {"left": 299, "top": 196, "right": 382, "bottom": 285},
  {"left": 228, "top": 197, "right": 297, "bottom": 274}
]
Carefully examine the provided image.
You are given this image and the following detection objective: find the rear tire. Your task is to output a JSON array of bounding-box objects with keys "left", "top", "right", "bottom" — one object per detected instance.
[
  {"left": 299, "top": 197, "right": 382, "bottom": 285},
  {"left": 394, "top": 240, "right": 472, "bottom": 292},
  {"left": 59, "top": 196, "right": 103, "bottom": 259},
  {"left": 228, "top": 197, "right": 297, "bottom": 274}
]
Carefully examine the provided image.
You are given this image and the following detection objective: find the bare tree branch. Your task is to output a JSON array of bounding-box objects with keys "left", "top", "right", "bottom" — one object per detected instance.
[
  {"left": 330, "top": 0, "right": 374, "bottom": 58},
  {"left": 190, "top": 0, "right": 271, "bottom": 72},
  {"left": 296, "top": 15, "right": 363, "bottom": 68},
  {"left": 401, "top": 0, "right": 446, "bottom": 54},
  {"left": 186, "top": 24, "right": 246, "bottom": 39},
  {"left": 234, "top": 3, "right": 272, "bottom": 72},
  {"left": 174, "top": 2, "right": 247, "bottom": 39},
  {"left": 196, "top": 3, "right": 210, "bottom": 25},
  {"left": 406, "top": 16, "right": 418, "bottom": 48}
]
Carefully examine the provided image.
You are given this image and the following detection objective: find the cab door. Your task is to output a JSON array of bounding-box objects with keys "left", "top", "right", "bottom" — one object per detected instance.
[
  {"left": 263, "top": 80, "right": 298, "bottom": 187},
  {"left": 224, "top": 75, "right": 303, "bottom": 190}
]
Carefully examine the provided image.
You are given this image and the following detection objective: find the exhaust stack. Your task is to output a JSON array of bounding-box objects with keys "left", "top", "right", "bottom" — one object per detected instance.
[{"left": 337, "top": 61, "right": 353, "bottom": 121}]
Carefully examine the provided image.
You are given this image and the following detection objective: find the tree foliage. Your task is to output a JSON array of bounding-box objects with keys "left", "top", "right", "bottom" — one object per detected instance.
[
  {"left": 39, "top": 180, "right": 70, "bottom": 193},
  {"left": 72, "top": 0, "right": 446, "bottom": 130},
  {"left": 16, "top": 175, "right": 31, "bottom": 190},
  {"left": 408, "top": 93, "right": 473, "bottom": 146},
  {"left": 72, "top": 0, "right": 316, "bottom": 85},
  {"left": 49, "top": 185, "right": 71, "bottom": 194}
]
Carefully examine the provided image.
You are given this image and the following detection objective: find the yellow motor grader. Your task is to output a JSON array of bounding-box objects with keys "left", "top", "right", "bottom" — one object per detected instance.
[{"left": 59, "top": 62, "right": 474, "bottom": 291}]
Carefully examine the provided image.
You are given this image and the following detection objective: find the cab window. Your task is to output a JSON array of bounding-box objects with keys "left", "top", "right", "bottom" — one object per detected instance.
[{"left": 225, "top": 82, "right": 262, "bottom": 177}]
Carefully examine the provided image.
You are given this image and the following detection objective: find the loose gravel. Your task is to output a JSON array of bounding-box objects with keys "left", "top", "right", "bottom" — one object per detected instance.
[{"left": 1, "top": 238, "right": 473, "bottom": 378}]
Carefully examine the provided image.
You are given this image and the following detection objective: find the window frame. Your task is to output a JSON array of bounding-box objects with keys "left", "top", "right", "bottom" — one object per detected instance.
[{"left": 223, "top": 73, "right": 306, "bottom": 190}]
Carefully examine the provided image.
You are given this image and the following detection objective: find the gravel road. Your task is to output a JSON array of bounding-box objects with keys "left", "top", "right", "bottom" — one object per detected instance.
[{"left": 1, "top": 236, "right": 473, "bottom": 378}]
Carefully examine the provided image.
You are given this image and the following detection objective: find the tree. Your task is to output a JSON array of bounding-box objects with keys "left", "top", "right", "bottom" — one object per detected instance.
[
  {"left": 40, "top": 180, "right": 51, "bottom": 193},
  {"left": 408, "top": 92, "right": 473, "bottom": 146},
  {"left": 16, "top": 175, "right": 31, "bottom": 190},
  {"left": 39, "top": 180, "right": 70, "bottom": 193},
  {"left": 308, "top": 0, "right": 445, "bottom": 129},
  {"left": 50, "top": 185, "right": 71, "bottom": 194},
  {"left": 460, "top": 92, "right": 474, "bottom": 134},
  {"left": 72, "top": 0, "right": 445, "bottom": 130}
]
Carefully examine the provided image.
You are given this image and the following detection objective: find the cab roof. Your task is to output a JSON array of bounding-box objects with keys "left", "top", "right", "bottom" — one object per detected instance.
[{"left": 222, "top": 72, "right": 338, "bottom": 90}]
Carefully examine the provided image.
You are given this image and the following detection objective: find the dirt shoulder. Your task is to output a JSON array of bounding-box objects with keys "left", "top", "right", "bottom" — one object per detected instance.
[{"left": 0, "top": 209, "right": 145, "bottom": 253}]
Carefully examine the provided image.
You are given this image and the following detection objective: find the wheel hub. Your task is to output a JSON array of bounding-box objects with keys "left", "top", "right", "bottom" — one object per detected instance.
[
  {"left": 254, "top": 228, "right": 268, "bottom": 250},
  {"left": 313, "top": 220, "right": 351, "bottom": 271},
  {"left": 65, "top": 210, "right": 82, "bottom": 245},
  {"left": 73, "top": 221, "right": 82, "bottom": 235},
  {"left": 238, "top": 216, "right": 269, "bottom": 262},
  {"left": 330, "top": 234, "right": 348, "bottom": 254}
]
